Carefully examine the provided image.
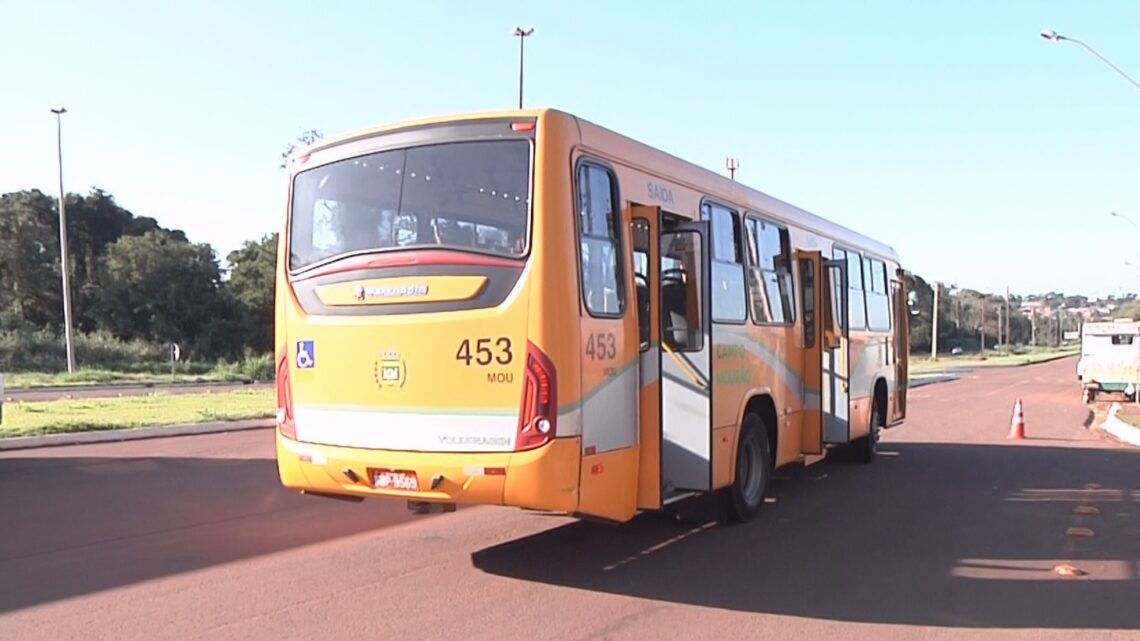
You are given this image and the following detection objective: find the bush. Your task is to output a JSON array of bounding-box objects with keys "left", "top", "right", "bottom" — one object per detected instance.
[
  {"left": 208, "top": 354, "right": 274, "bottom": 382},
  {"left": 238, "top": 353, "right": 275, "bottom": 381},
  {"left": 0, "top": 329, "right": 212, "bottom": 374}
]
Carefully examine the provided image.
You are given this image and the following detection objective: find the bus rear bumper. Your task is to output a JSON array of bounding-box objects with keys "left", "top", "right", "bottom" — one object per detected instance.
[{"left": 275, "top": 432, "right": 581, "bottom": 513}]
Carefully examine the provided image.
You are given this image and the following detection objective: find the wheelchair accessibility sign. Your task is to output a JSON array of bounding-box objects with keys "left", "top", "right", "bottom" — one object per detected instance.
[{"left": 296, "top": 340, "right": 315, "bottom": 369}]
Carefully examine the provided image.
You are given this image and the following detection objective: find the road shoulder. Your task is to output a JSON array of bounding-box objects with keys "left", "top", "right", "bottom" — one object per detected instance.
[{"left": 0, "top": 419, "right": 274, "bottom": 451}]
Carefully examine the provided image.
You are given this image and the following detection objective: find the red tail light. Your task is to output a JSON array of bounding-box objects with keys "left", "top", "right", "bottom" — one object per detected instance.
[
  {"left": 276, "top": 350, "right": 297, "bottom": 440},
  {"left": 515, "top": 341, "right": 557, "bottom": 450}
]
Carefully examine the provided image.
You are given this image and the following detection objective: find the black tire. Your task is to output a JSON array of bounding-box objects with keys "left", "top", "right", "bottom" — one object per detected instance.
[
  {"left": 855, "top": 400, "right": 882, "bottom": 463},
  {"left": 727, "top": 414, "right": 772, "bottom": 523}
]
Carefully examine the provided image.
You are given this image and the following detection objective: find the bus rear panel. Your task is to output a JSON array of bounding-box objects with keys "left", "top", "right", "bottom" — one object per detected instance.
[{"left": 275, "top": 115, "right": 582, "bottom": 514}]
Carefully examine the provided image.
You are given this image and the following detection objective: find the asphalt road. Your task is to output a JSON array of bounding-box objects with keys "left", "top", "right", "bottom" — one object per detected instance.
[
  {"left": 1, "top": 356, "right": 1137, "bottom": 641},
  {"left": 4, "top": 381, "right": 273, "bottom": 402}
]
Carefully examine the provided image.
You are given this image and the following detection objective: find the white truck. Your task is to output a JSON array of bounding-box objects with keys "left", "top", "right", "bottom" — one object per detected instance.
[{"left": 1078, "top": 319, "right": 1140, "bottom": 403}]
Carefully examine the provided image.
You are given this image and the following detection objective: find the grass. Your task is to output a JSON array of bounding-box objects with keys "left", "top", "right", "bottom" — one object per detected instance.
[
  {"left": 910, "top": 345, "right": 1079, "bottom": 373},
  {"left": 3, "top": 355, "right": 274, "bottom": 390},
  {"left": 1118, "top": 407, "right": 1140, "bottom": 430},
  {"left": 4, "top": 369, "right": 245, "bottom": 389},
  {"left": 0, "top": 389, "right": 274, "bottom": 438}
]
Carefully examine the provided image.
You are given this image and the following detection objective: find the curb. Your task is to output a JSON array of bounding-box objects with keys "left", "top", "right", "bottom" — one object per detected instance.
[
  {"left": 0, "top": 419, "right": 275, "bottom": 452},
  {"left": 1102, "top": 403, "right": 1140, "bottom": 448},
  {"left": 4, "top": 381, "right": 273, "bottom": 401},
  {"left": 909, "top": 374, "right": 959, "bottom": 389},
  {"left": 910, "top": 352, "right": 1079, "bottom": 377}
]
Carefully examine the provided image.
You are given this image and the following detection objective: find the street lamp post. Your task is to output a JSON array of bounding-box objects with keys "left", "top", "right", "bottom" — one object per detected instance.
[
  {"left": 51, "top": 107, "right": 77, "bottom": 373},
  {"left": 512, "top": 26, "right": 534, "bottom": 109},
  {"left": 931, "top": 281, "right": 940, "bottom": 360},
  {"left": 1040, "top": 28, "right": 1140, "bottom": 92}
]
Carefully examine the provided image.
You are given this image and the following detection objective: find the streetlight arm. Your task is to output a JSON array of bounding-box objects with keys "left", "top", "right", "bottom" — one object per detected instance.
[
  {"left": 1112, "top": 212, "right": 1140, "bottom": 233},
  {"left": 1062, "top": 36, "right": 1140, "bottom": 92}
]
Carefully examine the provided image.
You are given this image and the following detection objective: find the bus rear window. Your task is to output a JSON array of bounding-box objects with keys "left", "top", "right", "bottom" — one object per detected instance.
[{"left": 289, "top": 140, "right": 531, "bottom": 270}]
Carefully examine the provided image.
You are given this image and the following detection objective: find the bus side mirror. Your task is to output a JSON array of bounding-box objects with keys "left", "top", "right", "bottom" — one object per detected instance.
[{"left": 907, "top": 291, "right": 919, "bottom": 316}]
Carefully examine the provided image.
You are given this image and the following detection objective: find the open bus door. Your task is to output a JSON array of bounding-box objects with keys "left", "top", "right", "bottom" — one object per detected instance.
[
  {"left": 798, "top": 251, "right": 851, "bottom": 454},
  {"left": 892, "top": 270, "right": 909, "bottom": 421},
  {"left": 659, "top": 221, "right": 713, "bottom": 498}
]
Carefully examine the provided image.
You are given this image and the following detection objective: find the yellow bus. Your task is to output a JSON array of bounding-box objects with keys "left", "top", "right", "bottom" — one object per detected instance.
[{"left": 275, "top": 108, "right": 909, "bottom": 524}]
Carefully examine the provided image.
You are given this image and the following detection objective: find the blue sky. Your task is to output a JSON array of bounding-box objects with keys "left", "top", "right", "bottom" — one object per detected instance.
[{"left": 2, "top": 1, "right": 1138, "bottom": 298}]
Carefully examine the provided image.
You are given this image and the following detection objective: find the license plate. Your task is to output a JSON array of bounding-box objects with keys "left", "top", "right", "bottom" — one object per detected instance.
[{"left": 370, "top": 469, "right": 420, "bottom": 491}]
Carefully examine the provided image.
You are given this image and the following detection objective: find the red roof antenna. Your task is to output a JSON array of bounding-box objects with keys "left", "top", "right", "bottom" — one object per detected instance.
[{"left": 726, "top": 157, "right": 739, "bottom": 181}]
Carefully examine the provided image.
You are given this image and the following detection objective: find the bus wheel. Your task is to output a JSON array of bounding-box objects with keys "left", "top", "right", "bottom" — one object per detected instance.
[
  {"left": 855, "top": 401, "right": 881, "bottom": 464},
  {"left": 727, "top": 414, "right": 771, "bottom": 523}
]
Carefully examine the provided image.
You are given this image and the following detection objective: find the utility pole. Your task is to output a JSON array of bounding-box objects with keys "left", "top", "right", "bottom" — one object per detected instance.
[
  {"left": 1031, "top": 308, "right": 1037, "bottom": 346},
  {"left": 997, "top": 303, "right": 1003, "bottom": 352},
  {"left": 1004, "top": 286, "right": 1010, "bottom": 349},
  {"left": 980, "top": 300, "right": 986, "bottom": 357},
  {"left": 931, "top": 281, "right": 940, "bottom": 360},
  {"left": 51, "top": 107, "right": 76, "bottom": 373},
  {"left": 512, "top": 27, "right": 534, "bottom": 109}
]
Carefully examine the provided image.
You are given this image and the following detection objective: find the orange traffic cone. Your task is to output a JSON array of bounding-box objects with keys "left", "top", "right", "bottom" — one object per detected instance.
[{"left": 1007, "top": 398, "right": 1026, "bottom": 440}]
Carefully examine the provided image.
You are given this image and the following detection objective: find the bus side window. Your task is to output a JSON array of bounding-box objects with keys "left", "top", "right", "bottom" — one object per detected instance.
[
  {"left": 577, "top": 164, "right": 625, "bottom": 316},
  {"left": 832, "top": 248, "right": 849, "bottom": 331},
  {"left": 632, "top": 218, "right": 651, "bottom": 351},
  {"left": 844, "top": 249, "right": 867, "bottom": 330},
  {"left": 866, "top": 258, "right": 891, "bottom": 331},
  {"left": 703, "top": 202, "right": 747, "bottom": 323},
  {"left": 800, "top": 259, "right": 815, "bottom": 348},
  {"left": 661, "top": 235, "right": 703, "bottom": 351},
  {"left": 746, "top": 216, "right": 795, "bottom": 325}
]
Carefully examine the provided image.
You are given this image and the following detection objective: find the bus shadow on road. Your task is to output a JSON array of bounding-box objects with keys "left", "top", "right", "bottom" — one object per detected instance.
[
  {"left": 0, "top": 454, "right": 425, "bottom": 614},
  {"left": 472, "top": 442, "right": 1140, "bottom": 630}
]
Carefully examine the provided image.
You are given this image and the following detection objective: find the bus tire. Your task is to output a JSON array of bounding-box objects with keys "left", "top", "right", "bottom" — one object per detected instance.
[
  {"left": 855, "top": 400, "right": 882, "bottom": 464},
  {"left": 727, "top": 414, "right": 771, "bottom": 523}
]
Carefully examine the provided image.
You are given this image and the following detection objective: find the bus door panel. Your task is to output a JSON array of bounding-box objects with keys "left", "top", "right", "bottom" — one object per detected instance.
[
  {"left": 660, "top": 222, "right": 713, "bottom": 494},
  {"left": 891, "top": 272, "right": 909, "bottom": 421},
  {"left": 576, "top": 197, "right": 640, "bottom": 523},
  {"left": 822, "top": 259, "right": 851, "bottom": 444},
  {"left": 631, "top": 206, "right": 662, "bottom": 509},
  {"left": 797, "top": 251, "right": 824, "bottom": 455}
]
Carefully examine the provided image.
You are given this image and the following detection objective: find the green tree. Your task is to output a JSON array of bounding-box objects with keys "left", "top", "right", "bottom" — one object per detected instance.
[
  {"left": 1115, "top": 299, "right": 1140, "bottom": 321},
  {"left": 94, "top": 230, "right": 230, "bottom": 355},
  {"left": 0, "top": 190, "right": 64, "bottom": 331},
  {"left": 905, "top": 273, "right": 934, "bottom": 353},
  {"left": 224, "top": 233, "right": 278, "bottom": 353},
  {"left": 0, "top": 187, "right": 191, "bottom": 336},
  {"left": 66, "top": 188, "right": 187, "bottom": 332}
]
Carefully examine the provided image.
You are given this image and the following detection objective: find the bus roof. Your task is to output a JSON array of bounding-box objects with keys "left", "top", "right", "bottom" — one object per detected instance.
[
  {"left": 1083, "top": 320, "right": 1140, "bottom": 335},
  {"left": 300, "top": 107, "right": 900, "bottom": 263}
]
